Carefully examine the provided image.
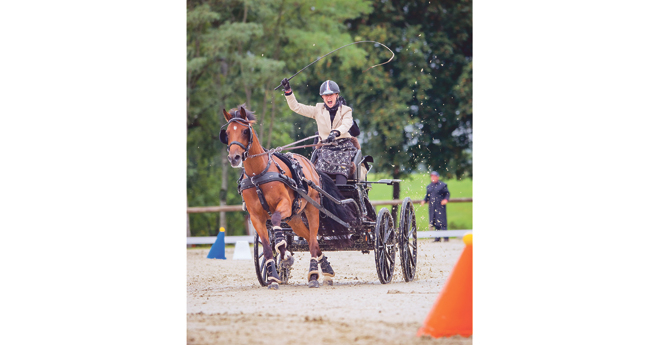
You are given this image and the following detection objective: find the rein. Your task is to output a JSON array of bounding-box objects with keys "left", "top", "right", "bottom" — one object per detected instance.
[
  {"left": 248, "top": 135, "right": 337, "bottom": 159},
  {"left": 221, "top": 119, "right": 334, "bottom": 162}
]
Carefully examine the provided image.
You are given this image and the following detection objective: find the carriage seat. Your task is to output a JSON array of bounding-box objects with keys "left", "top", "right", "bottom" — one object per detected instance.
[{"left": 352, "top": 151, "right": 373, "bottom": 182}]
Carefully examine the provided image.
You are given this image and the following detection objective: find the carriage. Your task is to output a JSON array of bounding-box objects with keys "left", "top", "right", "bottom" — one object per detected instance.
[
  {"left": 250, "top": 148, "right": 418, "bottom": 286},
  {"left": 221, "top": 105, "right": 417, "bottom": 288}
]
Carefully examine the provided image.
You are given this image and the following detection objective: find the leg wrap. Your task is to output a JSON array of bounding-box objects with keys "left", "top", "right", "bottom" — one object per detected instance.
[
  {"left": 281, "top": 250, "right": 294, "bottom": 268},
  {"left": 318, "top": 254, "right": 335, "bottom": 277},
  {"left": 272, "top": 226, "right": 287, "bottom": 252},
  {"left": 308, "top": 257, "right": 320, "bottom": 281},
  {"left": 265, "top": 259, "right": 281, "bottom": 284}
]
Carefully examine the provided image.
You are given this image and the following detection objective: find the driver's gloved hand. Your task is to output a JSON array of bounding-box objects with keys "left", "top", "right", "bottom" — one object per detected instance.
[
  {"left": 281, "top": 78, "right": 291, "bottom": 92},
  {"left": 325, "top": 130, "right": 340, "bottom": 143}
]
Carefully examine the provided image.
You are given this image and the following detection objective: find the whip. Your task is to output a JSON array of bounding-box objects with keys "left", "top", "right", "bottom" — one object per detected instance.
[{"left": 273, "top": 40, "right": 395, "bottom": 90}]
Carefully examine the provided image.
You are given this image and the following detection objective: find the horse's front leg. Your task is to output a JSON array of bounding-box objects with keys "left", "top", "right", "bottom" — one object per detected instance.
[
  {"left": 302, "top": 203, "right": 323, "bottom": 288},
  {"left": 251, "top": 215, "right": 281, "bottom": 289},
  {"left": 271, "top": 200, "right": 294, "bottom": 269}
]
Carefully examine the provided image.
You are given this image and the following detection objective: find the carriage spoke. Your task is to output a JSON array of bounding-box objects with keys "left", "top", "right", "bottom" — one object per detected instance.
[
  {"left": 385, "top": 250, "right": 395, "bottom": 265},
  {"left": 383, "top": 227, "right": 391, "bottom": 243},
  {"left": 378, "top": 254, "right": 387, "bottom": 272}
]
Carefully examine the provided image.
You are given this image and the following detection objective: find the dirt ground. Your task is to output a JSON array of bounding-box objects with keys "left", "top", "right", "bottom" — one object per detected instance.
[{"left": 187, "top": 238, "right": 472, "bottom": 345}]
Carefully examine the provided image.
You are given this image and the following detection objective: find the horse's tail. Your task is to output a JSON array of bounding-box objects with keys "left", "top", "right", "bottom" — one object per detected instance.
[{"left": 317, "top": 172, "right": 355, "bottom": 249}]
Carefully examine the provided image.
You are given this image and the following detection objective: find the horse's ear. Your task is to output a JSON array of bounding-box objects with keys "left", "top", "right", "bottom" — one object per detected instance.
[
  {"left": 239, "top": 107, "right": 248, "bottom": 120},
  {"left": 222, "top": 109, "right": 231, "bottom": 122}
]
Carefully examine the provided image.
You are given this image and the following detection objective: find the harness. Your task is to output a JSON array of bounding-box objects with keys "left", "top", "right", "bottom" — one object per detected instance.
[
  {"left": 237, "top": 153, "right": 307, "bottom": 221},
  {"left": 221, "top": 117, "right": 353, "bottom": 227}
]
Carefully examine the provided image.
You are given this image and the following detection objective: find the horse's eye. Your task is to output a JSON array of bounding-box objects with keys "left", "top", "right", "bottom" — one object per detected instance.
[{"left": 243, "top": 129, "right": 250, "bottom": 135}]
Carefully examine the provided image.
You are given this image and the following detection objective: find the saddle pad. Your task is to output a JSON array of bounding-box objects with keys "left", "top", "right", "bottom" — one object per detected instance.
[{"left": 273, "top": 152, "right": 305, "bottom": 190}]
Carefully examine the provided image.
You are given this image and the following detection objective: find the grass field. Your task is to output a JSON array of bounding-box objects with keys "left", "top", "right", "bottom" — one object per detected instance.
[{"left": 366, "top": 173, "right": 472, "bottom": 230}]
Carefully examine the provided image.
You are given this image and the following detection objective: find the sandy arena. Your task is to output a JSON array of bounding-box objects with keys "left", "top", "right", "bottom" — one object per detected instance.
[{"left": 187, "top": 238, "right": 472, "bottom": 345}]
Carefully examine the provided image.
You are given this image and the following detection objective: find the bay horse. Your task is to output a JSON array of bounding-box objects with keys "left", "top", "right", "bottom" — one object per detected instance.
[{"left": 221, "top": 104, "right": 355, "bottom": 289}]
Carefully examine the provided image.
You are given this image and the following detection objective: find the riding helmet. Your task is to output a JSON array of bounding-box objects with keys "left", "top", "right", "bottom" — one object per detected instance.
[{"left": 319, "top": 80, "right": 340, "bottom": 95}]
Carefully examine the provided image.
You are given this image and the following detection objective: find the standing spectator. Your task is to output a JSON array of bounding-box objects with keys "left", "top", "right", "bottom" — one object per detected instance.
[{"left": 420, "top": 171, "right": 451, "bottom": 242}]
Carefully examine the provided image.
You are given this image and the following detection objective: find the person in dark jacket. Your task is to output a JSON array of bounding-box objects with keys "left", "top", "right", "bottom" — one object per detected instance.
[{"left": 420, "top": 171, "right": 451, "bottom": 242}]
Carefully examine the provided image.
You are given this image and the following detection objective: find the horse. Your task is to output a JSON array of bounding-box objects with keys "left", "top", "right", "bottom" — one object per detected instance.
[{"left": 221, "top": 104, "right": 355, "bottom": 289}]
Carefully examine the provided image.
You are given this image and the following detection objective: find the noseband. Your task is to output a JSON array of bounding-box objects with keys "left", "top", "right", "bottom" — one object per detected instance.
[{"left": 219, "top": 118, "right": 254, "bottom": 161}]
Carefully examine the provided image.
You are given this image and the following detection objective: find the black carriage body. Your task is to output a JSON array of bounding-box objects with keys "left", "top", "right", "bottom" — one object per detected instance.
[
  {"left": 266, "top": 182, "right": 377, "bottom": 252},
  {"left": 250, "top": 149, "right": 417, "bottom": 285}
]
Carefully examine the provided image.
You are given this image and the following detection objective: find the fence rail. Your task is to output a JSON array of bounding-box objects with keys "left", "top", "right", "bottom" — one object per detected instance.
[
  {"left": 187, "top": 198, "right": 472, "bottom": 213},
  {"left": 187, "top": 230, "right": 472, "bottom": 245},
  {"left": 187, "top": 198, "right": 473, "bottom": 244}
]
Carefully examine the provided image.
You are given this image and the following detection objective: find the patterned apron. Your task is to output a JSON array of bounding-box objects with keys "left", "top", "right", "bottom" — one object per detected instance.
[{"left": 314, "top": 138, "right": 358, "bottom": 178}]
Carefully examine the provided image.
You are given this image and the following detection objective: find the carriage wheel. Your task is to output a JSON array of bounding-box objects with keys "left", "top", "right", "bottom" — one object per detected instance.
[
  {"left": 253, "top": 232, "right": 268, "bottom": 287},
  {"left": 374, "top": 207, "right": 397, "bottom": 284},
  {"left": 399, "top": 197, "right": 418, "bottom": 282},
  {"left": 253, "top": 230, "right": 291, "bottom": 286}
]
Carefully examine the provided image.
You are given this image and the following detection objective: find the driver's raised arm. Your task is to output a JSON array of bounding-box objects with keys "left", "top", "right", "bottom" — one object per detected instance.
[
  {"left": 281, "top": 78, "right": 317, "bottom": 119},
  {"left": 285, "top": 92, "right": 318, "bottom": 119}
]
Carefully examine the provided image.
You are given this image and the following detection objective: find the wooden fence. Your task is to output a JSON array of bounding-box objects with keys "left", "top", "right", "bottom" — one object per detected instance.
[
  {"left": 186, "top": 198, "right": 472, "bottom": 244},
  {"left": 187, "top": 198, "right": 472, "bottom": 213}
]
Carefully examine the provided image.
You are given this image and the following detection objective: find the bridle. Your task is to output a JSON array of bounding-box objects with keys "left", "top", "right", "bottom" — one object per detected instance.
[{"left": 219, "top": 118, "right": 254, "bottom": 161}]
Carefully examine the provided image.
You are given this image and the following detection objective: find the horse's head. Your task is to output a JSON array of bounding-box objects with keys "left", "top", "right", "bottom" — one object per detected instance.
[{"left": 220, "top": 104, "right": 257, "bottom": 168}]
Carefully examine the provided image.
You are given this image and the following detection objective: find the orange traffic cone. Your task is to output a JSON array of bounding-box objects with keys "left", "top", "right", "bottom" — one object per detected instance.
[{"left": 417, "top": 232, "right": 472, "bottom": 338}]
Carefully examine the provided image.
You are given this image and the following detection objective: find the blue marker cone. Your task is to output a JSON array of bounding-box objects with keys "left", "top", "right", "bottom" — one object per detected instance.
[{"left": 207, "top": 227, "right": 227, "bottom": 259}]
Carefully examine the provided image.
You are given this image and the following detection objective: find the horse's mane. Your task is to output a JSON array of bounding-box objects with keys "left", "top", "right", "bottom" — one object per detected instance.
[{"left": 227, "top": 103, "right": 257, "bottom": 121}]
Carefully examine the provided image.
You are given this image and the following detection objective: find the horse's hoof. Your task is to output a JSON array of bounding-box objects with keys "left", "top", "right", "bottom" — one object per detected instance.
[
  {"left": 308, "top": 280, "right": 320, "bottom": 288},
  {"left": 268, "top": 282, "right": 279, "bottom": 290},
  {"left": 281, "top": 253, "right": 295, "bottom": 268},
  {"left": 324, "top": 279, "right": 333, "bottom": 286}
]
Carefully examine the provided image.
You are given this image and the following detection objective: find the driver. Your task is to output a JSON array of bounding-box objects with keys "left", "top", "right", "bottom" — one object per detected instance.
[{"left": 280, "top": 78, "right": 358, "bottom": 185}]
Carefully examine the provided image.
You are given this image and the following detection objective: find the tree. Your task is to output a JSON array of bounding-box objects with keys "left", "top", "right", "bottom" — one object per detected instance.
[
  {"left": 186, "top": 0, "right": 373, "bottom": 236},
  {"left": 346, "top": 0, "right": 473, "bottom": 181},
  {"left": 186, "top": 0, "right": 471, "bottom": 236}
]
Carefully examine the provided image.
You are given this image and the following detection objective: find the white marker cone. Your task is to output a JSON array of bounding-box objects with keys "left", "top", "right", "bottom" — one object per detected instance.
[{"left": 232, "top": 241, "right": 251, "bottom": 260}]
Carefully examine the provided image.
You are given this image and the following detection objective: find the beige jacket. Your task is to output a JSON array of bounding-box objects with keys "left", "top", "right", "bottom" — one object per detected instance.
[{"left": 285, "top": 93, "right": 353, "bottom": 141}]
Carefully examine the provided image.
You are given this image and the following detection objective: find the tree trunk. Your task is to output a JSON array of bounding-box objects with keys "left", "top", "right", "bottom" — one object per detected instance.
[
  {"left": 239, "top": 1, "right": 251, "bottom": 109},
  {"left": 186, "top": 87, "right": 192, "bottom": 243},
  {"left": 265, "top": 0, "right": 286, "bottom": 147},
  {"left": 187, "top": 199, "right": 191, "bottom": 237},
  {"left": 267, "top": 97, "right": 277, "bottom": 148},
  {"left": 244, "top": 87, "right": 251, "bottom": 110},
  {"left": 217, "top": 55, "right": 232, "bottom": 236},
  {"left": 259, "top": 89, "right": 269, "bottom": 138},
  {"left": 219, "top": 156, "right": 229, "bottom": 234}
]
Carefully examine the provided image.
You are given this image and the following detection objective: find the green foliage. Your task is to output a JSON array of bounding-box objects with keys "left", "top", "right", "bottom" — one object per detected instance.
[
  {"left": 186, "top": 0, "right": 374, "bottom": 236},
  {"left": 346, "top": 0, "right": 473, "bottom": 180},
  {"left": 186, "top": 0, "right": 472, "bottom": 236}
]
